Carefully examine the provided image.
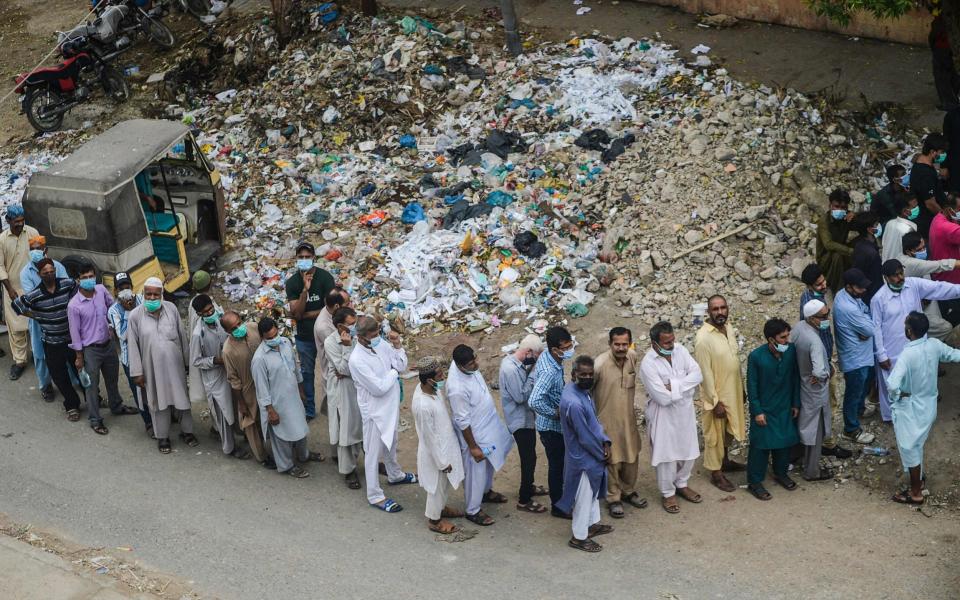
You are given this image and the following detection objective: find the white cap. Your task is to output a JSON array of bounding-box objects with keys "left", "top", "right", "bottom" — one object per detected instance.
[
  {"left": 518, "top": 334, "right": 543, "bottom": 353},
  {"left": 803, "top": 299, "right": 826, "bottom": 319},
  {"left": 143, "top": 277, "right": 163, "bottom": 290}
]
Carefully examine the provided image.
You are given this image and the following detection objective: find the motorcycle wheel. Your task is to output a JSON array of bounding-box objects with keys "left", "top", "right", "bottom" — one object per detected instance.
[
  {"left": 101, "top": 68, "right": 131, "bottom": 104},
  {"left": 142, "top": 15, "right": 176, "bottom": 50},
  {"left": 24, "top": 88, "right": 65, "bottom": 133},
  {"left": 180, "top": 0, "right": 211, "bottom": 19}
]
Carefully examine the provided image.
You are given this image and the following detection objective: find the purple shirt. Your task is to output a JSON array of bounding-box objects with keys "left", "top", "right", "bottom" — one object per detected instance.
[{"left": 67, "top": 284, "right": 114, "bottom": 351}]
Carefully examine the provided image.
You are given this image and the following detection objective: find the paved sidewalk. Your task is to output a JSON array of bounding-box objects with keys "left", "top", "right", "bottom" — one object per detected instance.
[{"left": 0, "top": 536, "right": 152, "bottom": 600}]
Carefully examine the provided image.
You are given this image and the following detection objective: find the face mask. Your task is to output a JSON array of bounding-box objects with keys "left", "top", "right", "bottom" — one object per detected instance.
[
  {"left": 888, "top": 282, "right": 904, "bottom": 292},
  {"left": 79, "top": 278, "right": 96, "bottom": 291},
  {"left": 900, "top": 174, "right": 910, "bottom": 188},
  {"left": 915, "top": 250, "right": 928, "bottom": 260},
  {"left": 296, "top": 258, "right": 313, "bottom": 272},
  {"left": 202, "top": 311, "right": 220, "bottom": 325},
  {"left": 655, "top": 343, "right": 673, "bottom": 357},
  {"left": 576, "top": 378, "right": 594, "bottom": 390},
  {"left": 908, "top": 206, "right": 920, "bottom": 220},
  {"left": 560, "top": 348, "right": 574, "bottom": 361},
  {"left": 29, "top": 249, "right": 44, "bottom": 263},
  {"left": 818, "top": 319, "right": 831, "bottom": 331},
  {"left": 811, "top": 290, "right": 824, "bottom": 298},
  {"left": 522, "top": 355, "right": 537, "bottom": 367},
  {"left": 369, "top": 336, "right": 382, "bottom": 348},
  {"left": 872, "top": 224, "right": 882, "bottom": 238},
  {"left": 830, "top": 209, "right": 847, "bottom": 220},
  {"left": 144, "top": 299, "right": 162, "bottom": 312},
  {"left": 434, "top": 380, "right": 445, "bottom": 392},
  {"left": 265, "top": 337, "right": 282, "bottom": 348},
  {"left": 935, "top": 152, "right": 947, "bottom": 165},
  {"left": 232, "top": 324, "right": 247, "bottom": 339},
  {"left": 775, "top": 343, "right": 789, "bottom": 353},
  {"left": 348, "top": 324, "right": 357, "bottom": 337}
]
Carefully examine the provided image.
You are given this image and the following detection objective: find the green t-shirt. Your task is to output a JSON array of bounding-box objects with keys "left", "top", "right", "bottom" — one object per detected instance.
[{"left": 285, "top": 267, "right": 335, "bottom": 341}]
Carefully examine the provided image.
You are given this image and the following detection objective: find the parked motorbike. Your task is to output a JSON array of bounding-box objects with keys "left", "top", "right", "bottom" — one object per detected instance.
[
  {"left": 59, "top": 4, "right": 134, "bottom": 64},
  {"left": 14, "top": 38, "right": 130, "bottom": 133},
  {"left": 93, "top": 0, "right": 177, "bottom": 50}
]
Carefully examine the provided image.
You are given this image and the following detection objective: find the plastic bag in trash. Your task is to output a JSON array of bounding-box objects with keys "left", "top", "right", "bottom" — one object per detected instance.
[
  {"left": 401, "top": 202, "right": 426, "bottom": 224},
  {"left": 514, "top": 231, "right": 547, "bottom": 258},
  {"left": 485, "top": 190, "right": 514, "bottom": 207}
]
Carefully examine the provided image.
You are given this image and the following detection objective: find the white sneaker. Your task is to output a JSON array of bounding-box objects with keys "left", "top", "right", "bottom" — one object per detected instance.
[{"left": 843, "top": 429, "right": 875, "bottom": 444}]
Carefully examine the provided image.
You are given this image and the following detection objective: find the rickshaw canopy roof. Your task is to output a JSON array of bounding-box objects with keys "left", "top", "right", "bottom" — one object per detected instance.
[{"left": 27, "top": 119, "right": 191, "bottom": 199}]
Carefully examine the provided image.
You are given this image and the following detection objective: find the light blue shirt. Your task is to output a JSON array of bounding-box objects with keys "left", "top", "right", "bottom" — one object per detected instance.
[
  {"left": 833, "top": 289, "right": 875, "bottom": 373},
  {"left": 498, "top": 354, "right": 536, "bottom": 433},
  {"left": 107, "top": 298, "right": 140, "bottom": 366}
]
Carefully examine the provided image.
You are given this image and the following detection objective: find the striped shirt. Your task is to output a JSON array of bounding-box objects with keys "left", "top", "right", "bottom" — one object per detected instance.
[
  {"left": 107, "top": 298, "right": 140, "bottom": 366},
  {"left": 12, "top": 278, "right": 77, "bottom": 345},
  {"left": 528, "top": 351, "right": 565, "bottom": 433}
]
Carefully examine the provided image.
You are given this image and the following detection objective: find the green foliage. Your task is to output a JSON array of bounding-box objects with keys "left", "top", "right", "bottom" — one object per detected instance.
[{"left": 805, "top": 0, "right": 920, "bottom": 26}]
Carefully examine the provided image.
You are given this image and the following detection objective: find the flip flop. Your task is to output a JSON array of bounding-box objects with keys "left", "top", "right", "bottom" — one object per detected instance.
[
  {"left": 662, "top": 497, "right": 680, "bottom": 514},
  {"left": 676, "top": 487, "right": 703, "bottom": 503},
  {"left": 307, "top": 451, "right": 326, "bottom": 462},
  {"left": 531, "top": 485, "right": 549, "bottom": 497},
  {"left": 387, "top": 472, "right": 418, "bottom": 485},
  {"left": 287, "top": 466, "right": 310, "bottom": 479},
  {"left": 371, "top": 499, "right": 403, "bottom": 513},
  {"left": 158, "top": 438, "right": 172, "bottom": 454},
  {"left": 345, "top": 471, "right": 361, "bottom": 490},
  {"left": 516, "top": 501, "right": 547, "bottom": 514},
  {"left": 608, "top": 502, "right": 625, "bottom": 519},
  {"left": 91, "top": 423, "right": 109, "bottom": 435},
  {"left": 891, "top": 489, "right": 924, "bottom": 505},
  {"left": 568, "top": 537, "right": 602, "bottom": 553},
  {"left": 66, "top": 409, "right": 81, "bottom": 422},
  {"left": 180, "top": 432, "right": 199, "bottom": 447},
  {"left": 428, "top": 520, "right": 460, "bottom": 535}
]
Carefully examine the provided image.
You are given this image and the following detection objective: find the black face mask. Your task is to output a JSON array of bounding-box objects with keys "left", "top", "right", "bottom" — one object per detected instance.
[
  {"left": 522, "top": 355, "right": 537, "bottom": 367},
  {"left": 576, "top": 378, "right": 594, "bottom": 390}
]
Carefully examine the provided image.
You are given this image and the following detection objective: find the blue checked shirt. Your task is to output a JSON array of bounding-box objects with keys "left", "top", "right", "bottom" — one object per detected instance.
[{"left": 528, "top": 351, "right": 565, "bottom": 433}]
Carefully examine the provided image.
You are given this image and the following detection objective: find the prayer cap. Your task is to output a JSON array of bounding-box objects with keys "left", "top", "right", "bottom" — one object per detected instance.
[
  {"left": 802, "top": 299, "right": 826, "bottom": 319},
  {"left": 144, "top": 277, "right": 164, "bottom": 290},
  {"left": 417, "top": 355, "right": 441, "bottom": 373}
]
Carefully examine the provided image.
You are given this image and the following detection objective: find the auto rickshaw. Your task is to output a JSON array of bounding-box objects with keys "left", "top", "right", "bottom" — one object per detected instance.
[{"left": 22, "top": 119, "right": 226, "bottom": 292}]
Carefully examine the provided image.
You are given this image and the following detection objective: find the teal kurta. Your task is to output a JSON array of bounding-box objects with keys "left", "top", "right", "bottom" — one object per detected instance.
[{"left": 746, "top": 344, "right": 801, "bottom": 450}]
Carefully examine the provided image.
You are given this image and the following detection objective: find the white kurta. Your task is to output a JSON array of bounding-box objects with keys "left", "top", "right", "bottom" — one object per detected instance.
[
  {"left": 251, "top": 337, "right": 309, "bottom": 443},
  {"left": 881, "top": 217, "right": 917, "bottom": 262},
  {"left": 638, "top": 345, "right": 702, "bottom": 466},
  {"left": 127, "top": 302, "right": 190, "bottom": 412},
  {"left": 323, "top": 330, "right": 362, "bottom": 447},
  {"left": 412, "top": 385, "right": 465, "bottom": 494},
  {"left": 190, "top": 319, "right": 235, "bottom": 424},
  {"left": 348, "top": 342, "right": 407, "bottom": 448},
  {"left": 898, "top": 253, "right": 957, "bottom": 341},
  {"left": 187, "top": 296, "right": 222, "bottom": 404},
  {"left": 313, "top": 307, "right": 336, "bottom": 404},
  {"left": 445, "top": 363, "right": 515, "bottom": 471}
]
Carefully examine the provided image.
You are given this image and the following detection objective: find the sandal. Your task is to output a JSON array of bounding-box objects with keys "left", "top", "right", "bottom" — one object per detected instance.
[
  {"left": 441, "top": 507, "right": 465, "bottom": 518},
  {"left": 676, "top": 487, "right": 703, "bottom": 503},
  {"left": 428, "top": 520, "right": 460, "bottom": 535},
  {"left": 91, "top": 423, "right": 109, "bottom": 435},
  {"left": 623, "top": 493, "right": 648, "bottom": 509},
  {"left": 748, "top": 484, "right": 772, "bottom": 501},
  {"left": 662, "top": 496, "right": 680, "bottom": 514},
  {"left": 772, "top": 475, "right": 798, "bottom": 491},
  {"left": 345, "top": 471, "right": 361, "bottom": 490},
  {"left": 180, "top": 432, "right": 199, "bottom": 447},
  {"left": 710, "top": 474, "right": 736, "bottom": 493},
  {"left": 588, "top": 523, "right": 614, "bottom": 537},
  {"left": 287, "top": 466, "right": 310, "bottom": 479},
  {"left": 482, "top": 490, "right": 508, "bottom": 504},
  {"left": 891, "top": 489, "right": 924, "bottom": 505},
  {"left": 66, "top": 409, "right": 80, "bottom": 422},
  {"left": 307, "top": 451, "right": 326, "bottom": 462},
  {"left": 158, "top": 438, "right": 172, "bottom": 454},
  {"left": 608, "top": 502, "right": 625, "bottom": 519},
  {"left": 387, "top": 472, "right": 418, "bottom": 485},
  {"left": 111, "top": 405, "right": 139, "bottom": 416},
  {"left": 802, "top": 469, "right": 834, "bottom": 482},
  {"left": 531, "top": 485, "right": 549, "bottom": 497},
  {"left": 568, "top": 537, "right": 602, "bottom": 553},
  {"left": 516, "top": 501, "right": 547, "bottom": 514},
  {"left": 371, "top": 498, "right": 403, "bottom": 513},
  {"left": 465, "top": 510, "right": 495, "bottom": 526}
]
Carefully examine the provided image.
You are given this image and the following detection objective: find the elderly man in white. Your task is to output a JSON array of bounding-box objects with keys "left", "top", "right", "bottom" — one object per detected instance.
[{"left": 348, "top": 316, "right": 416, "bottom": 513}]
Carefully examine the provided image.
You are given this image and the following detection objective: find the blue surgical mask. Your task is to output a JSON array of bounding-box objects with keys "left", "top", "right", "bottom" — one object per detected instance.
[
  {"left": 888, "top": 282, "right": 904, "bottom": 292},
  {"left": 908, "top": 206, "right": 920, "bottom": 220},
  {"left": 435, "top": 380, "right": 445, "bottom": 391},
  {"left": 830, "top": 209, "right": 847, "bottom": 220},
  {"left": 265, "top": 337, "right": 282, "bottom": 348},
  {"left": 873, "top": 223, "right": 882, "bottom": 238},
  {"left": 812, "top": 290, "right": 824, "bottom": 298},
  {"left": 655, "top": 343, "right": 673, "bottom": 357},
  {"left": 819, "top": 319, "right": 831, "bottom": 331},
  {"left": 560, "top": 348, "right": 574, "bottom": 361},
  {"left": 348, "top": 324, "right": 357, "bottom": 337},
  {"left": 900, "top": 174, "right": 910, "bottom": 188},
  {"left": 29, "top": 249, "right": 44, "bottom": 263},
  {"left": 232, "top": 324, "right": 247, "bottom": 339},
  {"left": 915, "top": 250, "right": 928, "bottom": 260},
  {"left": 202, "top": 311, "right": 220, "bottom": 325},
  {"left": 370, "top": 336, "right": 382, "bottom": 348},
  {"left": 79, "top": 278, "right": 96, "bottom": 291},
  {"left": 775, "top": 343, "right": 789, "bottom": 353},
  {"left": 296, "top": 258, "right": 313, "bottom": 271},
  {"left": 936, "top": 152, "right": 947, "bottom": 165}
]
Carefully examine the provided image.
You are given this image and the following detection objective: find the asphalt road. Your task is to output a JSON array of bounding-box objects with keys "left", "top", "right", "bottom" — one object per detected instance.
[{"left": 1, "top": 348, "right": 959, "bottom": 600}]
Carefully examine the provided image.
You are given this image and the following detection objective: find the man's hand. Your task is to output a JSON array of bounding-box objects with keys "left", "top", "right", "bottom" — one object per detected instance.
[
  {"left": 808, "top": 376, "right": 820, "bottom": 385},
  {"left": 442, "top": 464, "right": 453, "bottom": 473},
  {"left": 791, "top": 407, "right": 800, "bottom": 418},
  {"left": 844, "top": 211, "right": 855, "bottom": 222},
  {"left": 133, "top": 375, "right": 145, "bottom": 388},
  {"left": 469, "top": 446, "right": 485, "bottom": 463},
  {"left": 879, "top": 359, "right": 892, "bottom": 371},
  {"left": 713, "top": 401, "right": 727, "bottom": 419},
  {"left": 213, "top": 356, "right": 223, "bottom": 366},
  {"left": 302, "top": 270, "right": 313, "bottom": 289},
  {"left": 74, "top": 353, "right": 84, "bottom": 371},
  {"left": 387, "top": 330, "right": 402, "bottom": 349},
  {"left": 603, "top": 443, "right": 611, "bottom": 464},
  {"left": 755, "top": 413, "right": 767, "bottom": 426},
  {"left": 339, "top": 329, "right": 352, "bottom": 345},
  {"left": 267, "top": 406, "right": 280, "bottom": 426}
]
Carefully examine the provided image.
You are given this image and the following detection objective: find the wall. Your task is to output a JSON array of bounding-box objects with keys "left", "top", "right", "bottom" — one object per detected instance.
[{"left": 637, "top": 0, "right": 929, "bottom": 46}]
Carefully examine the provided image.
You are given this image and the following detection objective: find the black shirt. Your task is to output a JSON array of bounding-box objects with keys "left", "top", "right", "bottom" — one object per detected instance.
[
  {"left": 851, "top": 237, "right": 882, "bottom": 305},
  {"left": 910, "top": 162, "right": 945, "bottom": 239},
  {"left": 284, "top": 267, "right": 335, "bottom": 341}
]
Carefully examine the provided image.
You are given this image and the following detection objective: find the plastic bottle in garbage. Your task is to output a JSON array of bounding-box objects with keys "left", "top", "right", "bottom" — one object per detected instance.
[{"left": 862, "top": 446, "right": 890, "bottom": 456}]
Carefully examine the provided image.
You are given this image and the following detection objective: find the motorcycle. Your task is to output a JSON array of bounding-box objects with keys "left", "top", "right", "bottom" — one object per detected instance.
[
  {"left": 93, "top": 0, "right": 177, "bottom": 50},
  {"left": 59, "top": 4, "right": 134, "bottom": 64},
  {"left": 14, "top": 38, "right": 130, "bottom": 133}
]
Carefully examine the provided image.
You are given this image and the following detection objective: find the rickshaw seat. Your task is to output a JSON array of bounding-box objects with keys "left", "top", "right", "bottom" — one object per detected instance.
[{"left": 144, "top": 211, "right": 178, "bottom": 232}]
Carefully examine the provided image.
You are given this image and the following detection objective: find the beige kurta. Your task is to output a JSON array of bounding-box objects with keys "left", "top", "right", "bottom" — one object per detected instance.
[
  {"left": 222, "top": 324, "right": 268, "bottom": 462},
  {"left": 127, "top": 302, "right": 191, "bottom": 412},
  {"left": 0, "top": 225, "right": 39, "bottom": 333},
  {"left": 592, "top": 349, "right": 641, "bottom": 464},
  {"left": 694, "top": 322, "right": 746, "bottom": 471},
  {"left": 312, "top": 306, "right": 336, "bottom": 405}
]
